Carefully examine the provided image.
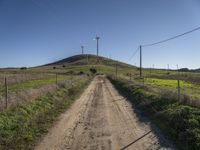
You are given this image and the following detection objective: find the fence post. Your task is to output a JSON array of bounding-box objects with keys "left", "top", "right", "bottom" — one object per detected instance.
[
  {"left": 143, "top": 76, "right": 145, "bottom": 87},
  {"left": 71, "top": 75, "right": 73, "bottom": 87},
  {"left": 5, "top": 77, "right": 8, "bottom": 109},
  {"left": 56, "top": 73, "right": 58, "bottom": 89},
  {"left": 87, "top": 54, "right": 89, "bottom": 64},
  {"left": 115, "top": 62, "right": 118, "bottom": 79},
  {"left": 177, "top": 80, "right": 181, "bottom": 101}
]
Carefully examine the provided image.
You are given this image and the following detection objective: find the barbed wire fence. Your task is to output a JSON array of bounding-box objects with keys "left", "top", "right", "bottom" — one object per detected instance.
[{"left": 122, "top": 26, "right": 200, "bottom": 106}]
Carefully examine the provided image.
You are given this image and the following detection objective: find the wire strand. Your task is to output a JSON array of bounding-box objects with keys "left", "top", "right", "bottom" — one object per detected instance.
[
  {"left": 127, "top": 46, "right": 140, "bottom": 62},
  {"left": 142, "top": 26, "right": 200, "bottom": 47}
]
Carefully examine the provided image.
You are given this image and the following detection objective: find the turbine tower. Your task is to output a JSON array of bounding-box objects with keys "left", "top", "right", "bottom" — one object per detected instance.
[
  {"left": 81, "top": 45, "right": 84, "bottom": 54},
  {"left": 95, "top": 35, "right": 100, "bottom": 56}
]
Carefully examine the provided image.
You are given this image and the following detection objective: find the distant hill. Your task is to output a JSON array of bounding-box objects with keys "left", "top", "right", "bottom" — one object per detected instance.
[
  {"left": 178, "top": 68, "right": 200, "bottom": 73},
  {"left": 192, "top": 68, "right": 200, "bottom": 72},
  {"left": 42, "top": 54, "right": 136, "bottom": 69}
]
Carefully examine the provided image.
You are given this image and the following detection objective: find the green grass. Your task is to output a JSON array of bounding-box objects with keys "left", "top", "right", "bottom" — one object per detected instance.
[
  {"left": 145, "top": 78, "right": 200, "bottom": 100},
  {"left": 0, "top": 76, "right": 91, "bottom": 150},
  {"left": 108, "top": 76, "right": 200, "bottom": 150},
  {"left": 0, "top": 75, "right": 69, "bottom": 96},
  {"left": 67, "top": 64, "right": 200, "bottom": 103}
]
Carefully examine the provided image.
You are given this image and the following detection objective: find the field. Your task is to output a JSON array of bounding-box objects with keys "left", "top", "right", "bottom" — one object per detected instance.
[
  {"left": 145, "top": 78, "right": 200, "bottom": 99},
  {"left": 0, "top": 54, "right": 200, "bottom": 150}
]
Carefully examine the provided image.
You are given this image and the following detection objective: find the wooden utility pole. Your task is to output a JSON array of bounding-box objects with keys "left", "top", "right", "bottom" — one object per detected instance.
[
  {"left": 149, "top": 65, "right": 152, "bottom": 76},
  {"left": 87, "top": 54, "right": 89, "bottom": 64},
  {"left": 5, "top": 77, "right": 8, "bottom": 109},
  {"left": 140, "top": 45, "right": 142, "bottom": 78}
]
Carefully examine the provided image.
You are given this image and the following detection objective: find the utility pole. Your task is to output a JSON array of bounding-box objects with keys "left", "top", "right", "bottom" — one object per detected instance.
[
  {"left": 87, "top": 54, "right": 89, "bottom": 64},
  {"left": 167, "top": 64, "right": 170, "bottom": 74},
  {"left": 81, "top": 45, "right": 84, "bottom": 54},
  {"left": 150, "top": 65, "right": 152, "bottom": 76},
  {"left": 140, "top": 45, "right": 142, "bottom": 79}
]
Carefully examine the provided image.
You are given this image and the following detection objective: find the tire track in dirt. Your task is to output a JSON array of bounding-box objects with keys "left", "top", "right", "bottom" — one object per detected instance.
[{"left": 35, "top": 76, "right": 176, "bottom": 150}]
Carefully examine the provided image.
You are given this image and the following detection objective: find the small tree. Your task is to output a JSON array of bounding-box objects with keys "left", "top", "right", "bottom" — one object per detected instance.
[
  {"left": 90, "top": 68, "right": 97, "bottom": 74},
  {"left": 20, "top": 67, "right": 27, "bottom": 70}
]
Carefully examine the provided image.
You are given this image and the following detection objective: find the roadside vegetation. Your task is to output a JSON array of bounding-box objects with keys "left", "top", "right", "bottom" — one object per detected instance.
[
  {"left": 145, "top": 78, "right": 200, "bottom": 100},
  {"left": 108, "top": 75, "right": 200, "bottom": 150},
  {"left": 0, "top": 75, "right": 92, "bottom": 149}
]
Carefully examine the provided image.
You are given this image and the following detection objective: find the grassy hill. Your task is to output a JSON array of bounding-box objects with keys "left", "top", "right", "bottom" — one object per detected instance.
[{"left": 43, "top": 54, "right": 131, "bottom": 67}]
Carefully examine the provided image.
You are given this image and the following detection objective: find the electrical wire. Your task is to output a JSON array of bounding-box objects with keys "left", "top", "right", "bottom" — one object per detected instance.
[
  {"left": 127, "top": 46, "right": 140, "bottom": 62},
  {"left": 142, "top": 26, "right": 200, "bottom": 47}
]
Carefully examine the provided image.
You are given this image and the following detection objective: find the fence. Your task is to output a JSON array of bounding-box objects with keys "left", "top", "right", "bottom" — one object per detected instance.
[
  {"left": 0, "top": 73, "right": 85, "bottom": 111},
  {"left": 118, "top": 72, "right": 200, "bottom": 108}
]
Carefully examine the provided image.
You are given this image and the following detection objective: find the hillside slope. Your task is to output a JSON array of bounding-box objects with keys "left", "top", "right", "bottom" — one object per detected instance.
[{"left": 42, "top": 54, "right": 135, "bottom": 69}]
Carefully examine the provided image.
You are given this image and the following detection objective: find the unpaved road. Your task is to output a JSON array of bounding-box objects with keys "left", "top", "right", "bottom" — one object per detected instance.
[{"left": 36, "top": 76, "right": 176, "bottom": 150}]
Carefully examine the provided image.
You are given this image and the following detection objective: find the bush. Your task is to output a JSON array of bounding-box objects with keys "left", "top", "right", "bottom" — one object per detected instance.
[
  {"left": 78, "top": 71, "right": 84, "bottom": 75},
  {"left": 20, "top": 67, "right": 27, "bottom": 70},
  {"left": 90, "top": 68, "right": 97, "bottom": 74}
]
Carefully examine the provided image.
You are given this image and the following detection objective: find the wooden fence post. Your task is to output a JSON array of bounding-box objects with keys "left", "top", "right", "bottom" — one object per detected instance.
[
  {"left": 178, "top": 80, "right": 181, "bottom": 101},
  {"left": 115, "top": 62, "right": 118, "bottom": 79},
  {"left": 56, "top": 73, "right": 58, "bottom": 89},
  {"left": 71, "top": 75, "right": 73, "bottom": 87},
  {"left": 5, "top": 77, "right": 8, "bottom": 109}
]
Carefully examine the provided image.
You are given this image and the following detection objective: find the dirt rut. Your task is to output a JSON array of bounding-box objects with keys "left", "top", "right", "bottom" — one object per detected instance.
[{"left": 35, "top": 76, "right": 176, "bottom": 150}]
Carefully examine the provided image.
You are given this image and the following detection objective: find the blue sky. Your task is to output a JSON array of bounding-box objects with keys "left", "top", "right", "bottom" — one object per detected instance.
[{"left": 0, "top": 0, "right": 200, "bottom": 69}]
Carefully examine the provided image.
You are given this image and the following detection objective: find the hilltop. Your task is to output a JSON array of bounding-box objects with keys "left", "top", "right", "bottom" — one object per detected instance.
[{"left": 42, "top": 54, "right": 135, "bottom": 69}]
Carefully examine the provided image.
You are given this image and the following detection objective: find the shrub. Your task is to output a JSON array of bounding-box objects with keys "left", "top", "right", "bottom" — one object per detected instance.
[
  {"left": 20, "top": 67, "right": 27, "bottom": 70},
  {"left": 78, "top": 71, "right": 84, "bottom": 75},
  {"left": 90, "top": 68, "right": 97, "bottom": 74}
]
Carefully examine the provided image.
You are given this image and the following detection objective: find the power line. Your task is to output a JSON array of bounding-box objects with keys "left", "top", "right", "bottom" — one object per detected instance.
[
  {"left": 127, "top": 46, "right": 140, "bottom": 62},
  {"left": 142, "top": 26, "right": 200, "bottom": 47}
]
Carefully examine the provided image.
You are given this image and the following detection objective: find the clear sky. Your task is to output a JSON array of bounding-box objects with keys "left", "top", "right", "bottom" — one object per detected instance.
[{"left": 0, "top": 0, "right": 200, "bottom": 69}]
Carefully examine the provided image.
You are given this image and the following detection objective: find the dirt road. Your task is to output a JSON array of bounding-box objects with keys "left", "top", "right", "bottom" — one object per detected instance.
[{"left": 36, "top": 76, "right": 176, "bottom": 150}]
